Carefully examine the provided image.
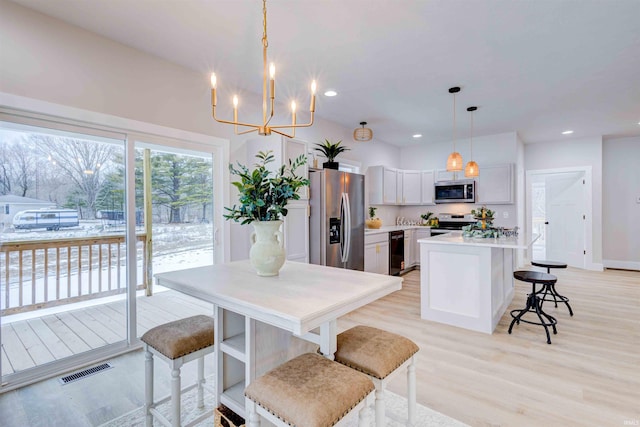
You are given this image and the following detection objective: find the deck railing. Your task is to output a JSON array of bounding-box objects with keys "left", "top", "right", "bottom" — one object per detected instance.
[{"left": 0, "top": 234, "right": 147, "bottom": 316}]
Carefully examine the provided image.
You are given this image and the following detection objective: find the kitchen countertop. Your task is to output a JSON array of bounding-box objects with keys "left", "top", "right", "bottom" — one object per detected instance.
[
  {"left": 365, "top": 225, "right": 431, "bottom": 235},
  {"left": 418, "top": 230, "right": 538, "bottom": 249}
]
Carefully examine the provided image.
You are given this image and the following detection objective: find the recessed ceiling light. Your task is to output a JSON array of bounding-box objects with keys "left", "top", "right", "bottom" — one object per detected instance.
[
  {"left": 412, "top": 134, "right": 422, "bottom": 138},
  {"left": 562, "top": 130, "right": 574, "bottom": 135},
  {"left": 324, "top": 90, "right": 337, "bottom": 97}
]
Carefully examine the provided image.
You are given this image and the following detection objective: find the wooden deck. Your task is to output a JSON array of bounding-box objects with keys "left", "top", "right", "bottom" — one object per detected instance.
[{"left": 1, "top": 290, "right": 212, "bottom": 376}]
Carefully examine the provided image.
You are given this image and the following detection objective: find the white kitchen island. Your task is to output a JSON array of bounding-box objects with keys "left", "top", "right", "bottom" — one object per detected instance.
[
  {"left": 155, "top": 260, "right": 402, "bottom": 418},
  {"left": 418, "top": 231, "right": 537, "bottom": 334}
]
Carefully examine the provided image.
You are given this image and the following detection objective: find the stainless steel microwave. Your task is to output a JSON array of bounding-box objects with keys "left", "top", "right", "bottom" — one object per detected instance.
[{"left": 434, "top": 180, "right": 476, "bottom": 203}]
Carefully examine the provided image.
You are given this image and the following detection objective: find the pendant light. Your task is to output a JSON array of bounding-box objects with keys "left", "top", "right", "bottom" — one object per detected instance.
[
  {"left": 446, "top": 87, "right": 463, "bottom": 172},
  {"left": 353, "top": 121, "right": 373, "bottom": 141},
  {"left": 464, "top": 106, "right": 479, "bottom": 178}
]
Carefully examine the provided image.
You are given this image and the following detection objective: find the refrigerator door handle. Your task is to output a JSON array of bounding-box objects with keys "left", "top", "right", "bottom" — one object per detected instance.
[
  {"left": 342, "top": 192, "right": 351, "bottom": 263},
  {"left": 339, "top": 193, "right": 346, "bottom": 262}
]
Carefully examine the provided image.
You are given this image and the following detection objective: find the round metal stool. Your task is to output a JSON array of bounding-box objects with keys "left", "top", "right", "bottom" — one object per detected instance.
[
  {"left": 509, "top": 271, "right": 559, "bottom": 344},
  {"left": 532, "top": 260, "right": 573, "bottom": 316}
]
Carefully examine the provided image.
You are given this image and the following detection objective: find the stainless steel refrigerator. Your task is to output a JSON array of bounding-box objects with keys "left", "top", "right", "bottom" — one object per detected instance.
[{"left": 309, "top": 168, "right": 365, "bottom": 270}]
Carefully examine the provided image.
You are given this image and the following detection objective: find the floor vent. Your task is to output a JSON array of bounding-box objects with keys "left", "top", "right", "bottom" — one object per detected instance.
[{"left": 59, "top": 363, "right": 113, "bottom": 385}]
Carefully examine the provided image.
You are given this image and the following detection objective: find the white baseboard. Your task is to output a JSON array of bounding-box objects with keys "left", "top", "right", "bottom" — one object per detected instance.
[{"left": 603, "top": 259, "right": 640, "bottom": 271}]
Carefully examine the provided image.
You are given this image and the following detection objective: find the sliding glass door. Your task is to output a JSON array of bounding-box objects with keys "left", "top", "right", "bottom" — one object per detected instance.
[
  {"left": 132, "top": 140, "right": 216, "bottom": 337},
  {"left": 0, "top": 118, "right": 130, "bottom": 388},
  {"left": 0, "top": 107, "right": 226, "bottom": 392}
]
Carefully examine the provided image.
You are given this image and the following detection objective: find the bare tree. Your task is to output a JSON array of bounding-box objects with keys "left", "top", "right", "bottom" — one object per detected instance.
[
  {"left": 0, "top": 136, "right": 41, "bottom": 197},
  {"left": 9, "top": 138, "right": 39, "bottom": 197},
  {"left": 34, "top": 135, "right": 117, "bottom": 218},
  {"left": 0, "top": 143, "right": 12, "bottom": 195}
]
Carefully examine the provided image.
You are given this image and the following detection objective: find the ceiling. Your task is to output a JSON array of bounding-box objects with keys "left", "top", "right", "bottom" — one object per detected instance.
[{"left": 9, "top": 0, "right": 640, "bottom": 146}]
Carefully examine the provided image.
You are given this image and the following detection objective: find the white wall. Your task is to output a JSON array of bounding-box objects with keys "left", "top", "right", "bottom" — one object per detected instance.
[
  {"left": 602, "top": 137, "right": 640, "bottom": 269},
  {"left": 525, "top": 137, "right": 603, "bottom": 267},
  {"left": 0, "top": 0, "right": 401, "bottom": 260},
  {"left": 400, "top": 131, "right": 518, "bottom": 170},
  {"left": 516, "top": 133, "right": 526, "bottom": 265}
]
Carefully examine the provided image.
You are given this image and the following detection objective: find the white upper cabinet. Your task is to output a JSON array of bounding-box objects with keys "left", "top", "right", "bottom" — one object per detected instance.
[
  {"left": 476, "top": 163, "right": 514, "bottom": 204},
  {"left": 383, "top": 167, "right": 400, "bottom": 204},
  {"left": 421, "top": 170, "right": 435, "bottom": 205},
  {"left": 368, "top": 166, "right": 398, "bottom": 205},
  {"left": 401, "top": 170, "right": 422, "bottom": 205},
  {"left": 369, "top": 166, "right": 433, "bottom": 205},
  {"left": 436, "top": 169, "right": 456, "bottom": 182}
]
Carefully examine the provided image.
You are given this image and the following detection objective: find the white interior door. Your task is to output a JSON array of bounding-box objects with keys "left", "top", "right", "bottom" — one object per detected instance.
[{"left": 545, "top": 172, "right": 586, "bottom": 268}]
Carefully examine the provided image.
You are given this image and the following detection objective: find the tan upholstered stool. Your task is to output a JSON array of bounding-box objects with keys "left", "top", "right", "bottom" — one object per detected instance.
[
  {"left": 245, "top": 353, "right": 375, "bottom": 427},
  {"left": 335, "top": 326, "right": 419, "bottom": 427},
  {"left": 141, "top": 315, "right": 215, "bottom": 427}
]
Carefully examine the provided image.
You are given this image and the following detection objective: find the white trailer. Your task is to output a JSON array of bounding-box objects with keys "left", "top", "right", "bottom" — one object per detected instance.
[{"left": 13, "top": 209, "right": 79, "bottom": 231}]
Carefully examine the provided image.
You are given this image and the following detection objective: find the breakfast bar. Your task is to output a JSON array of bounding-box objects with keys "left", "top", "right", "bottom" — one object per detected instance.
[
  {"left": 418, "top": 231, "right": 538, "bottom": 334},
  {"left": 154, "top": 260, "right": 402, "bottom": 418}
]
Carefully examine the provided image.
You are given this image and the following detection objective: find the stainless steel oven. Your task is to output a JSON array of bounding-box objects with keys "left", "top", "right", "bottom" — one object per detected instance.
[{"left": 431, "top": 213, "right": 476, "bottom": 235}]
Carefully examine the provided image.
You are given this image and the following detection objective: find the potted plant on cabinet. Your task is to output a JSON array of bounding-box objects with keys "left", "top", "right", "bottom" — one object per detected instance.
[
  {"left": 313, "top": 139, "right": 350, "bottom": 170},
  {"left": 366, "top": 206, "right": 382, "bottom": 229},
  {"left": 420, "top": 212, "right": 434, "bottom": 226},
  {"left": 224, "top": 150, "right": 309, "bottom": 276}
]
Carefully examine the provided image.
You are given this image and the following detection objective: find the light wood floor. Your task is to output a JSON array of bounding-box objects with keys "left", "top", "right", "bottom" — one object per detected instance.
[
  {"left": 1, "top": 267, "right": 638, "bottom": 426},
  {"left": 339, "top": 267, "right": 640, "bottom": 427}
]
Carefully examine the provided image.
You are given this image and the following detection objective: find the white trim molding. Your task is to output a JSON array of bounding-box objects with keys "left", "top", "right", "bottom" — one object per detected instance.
[
  {"left": 603, "top": 260, "right": 639, "bottom": 271},
  {"left": 526, "top": 166, "right": 599, "bottom": 271}
]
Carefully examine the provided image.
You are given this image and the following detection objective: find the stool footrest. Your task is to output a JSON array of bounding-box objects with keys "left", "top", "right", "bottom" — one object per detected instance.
[
  {"left": 509, "top": 309, "right": 557, "bottom": 327},
  {"left": 508, "top": 292, "right": 558, "bottom": 344},
  {"left": 150, "top": 380, "right": 211, "bottom": 408}
]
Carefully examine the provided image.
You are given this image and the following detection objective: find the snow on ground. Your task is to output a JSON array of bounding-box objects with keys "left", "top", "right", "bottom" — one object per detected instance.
[{"left": 1, "top": 221, "right": 216, "bottom": 323}]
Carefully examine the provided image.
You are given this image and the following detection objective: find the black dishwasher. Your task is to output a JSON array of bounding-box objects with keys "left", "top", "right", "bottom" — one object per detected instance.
[{"left": 389, "top": 230, "right": 404, "bottom": 276}]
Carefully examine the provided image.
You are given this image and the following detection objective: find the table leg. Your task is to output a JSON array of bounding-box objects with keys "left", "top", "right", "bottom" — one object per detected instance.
[
  {"left": 213, "top": 304, "right": 221, "bottom": 410},
  {"left": 319, "top": 320, "right": 337, "bottom": 360}
]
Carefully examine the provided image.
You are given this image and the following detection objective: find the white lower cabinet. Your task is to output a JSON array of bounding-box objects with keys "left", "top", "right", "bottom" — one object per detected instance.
[
  {"left": 414, "top": 229, "right": 431, "bottom": 267},
  {"left": 364, "top": 233, "right": 390, "bottom": 275},
  {"left": 403, "top": 229, "right": 414, "bottom": 270}
]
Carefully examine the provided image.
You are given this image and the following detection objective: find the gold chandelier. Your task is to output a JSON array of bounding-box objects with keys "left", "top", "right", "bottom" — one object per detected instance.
[{"left": 210, "top": 0, "right": 317, "bottom": 138}]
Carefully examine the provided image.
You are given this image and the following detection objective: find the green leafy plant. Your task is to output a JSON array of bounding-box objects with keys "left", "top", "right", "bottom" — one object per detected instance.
[
  {"left": 471, "top": 206, "right": 494, "bottom": 219},
  {"left": 368, "top": 206, "right": 377, "bottom": 219},
  {"left": 313, "top": 139, "right": 350, "bottom": 163},
  {"left": 224, "top": 151, "right": 309, "bottom": 224},
  {"left": 420, "top": 212, "right": 434, "bottom": 221}
]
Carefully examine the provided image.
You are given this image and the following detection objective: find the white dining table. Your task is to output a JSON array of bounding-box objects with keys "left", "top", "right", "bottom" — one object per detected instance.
[{"left": 154, "top": 260, "right": 402, "bottom": 417}]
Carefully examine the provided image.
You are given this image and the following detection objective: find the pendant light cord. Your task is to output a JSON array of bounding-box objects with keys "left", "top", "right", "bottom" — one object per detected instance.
[
  {"left": 470, "top": 109, "right": 473, "bottom": 159},
  {"left": 452, "top": 92, "right": 456, "bottom": 152}
]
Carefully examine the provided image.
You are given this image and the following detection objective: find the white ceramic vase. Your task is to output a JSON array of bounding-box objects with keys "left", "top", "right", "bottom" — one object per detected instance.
[{"left": 249, "top": 220, "right": 285, "bottom": 277}]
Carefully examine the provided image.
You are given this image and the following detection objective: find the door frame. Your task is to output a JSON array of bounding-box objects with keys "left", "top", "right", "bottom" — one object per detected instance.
[
  {"left": 526, "top": 166, "right": 595, "bottom": 270},
  {"left": 0, "top": 92, "right": 230, "bottom": 392}
]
